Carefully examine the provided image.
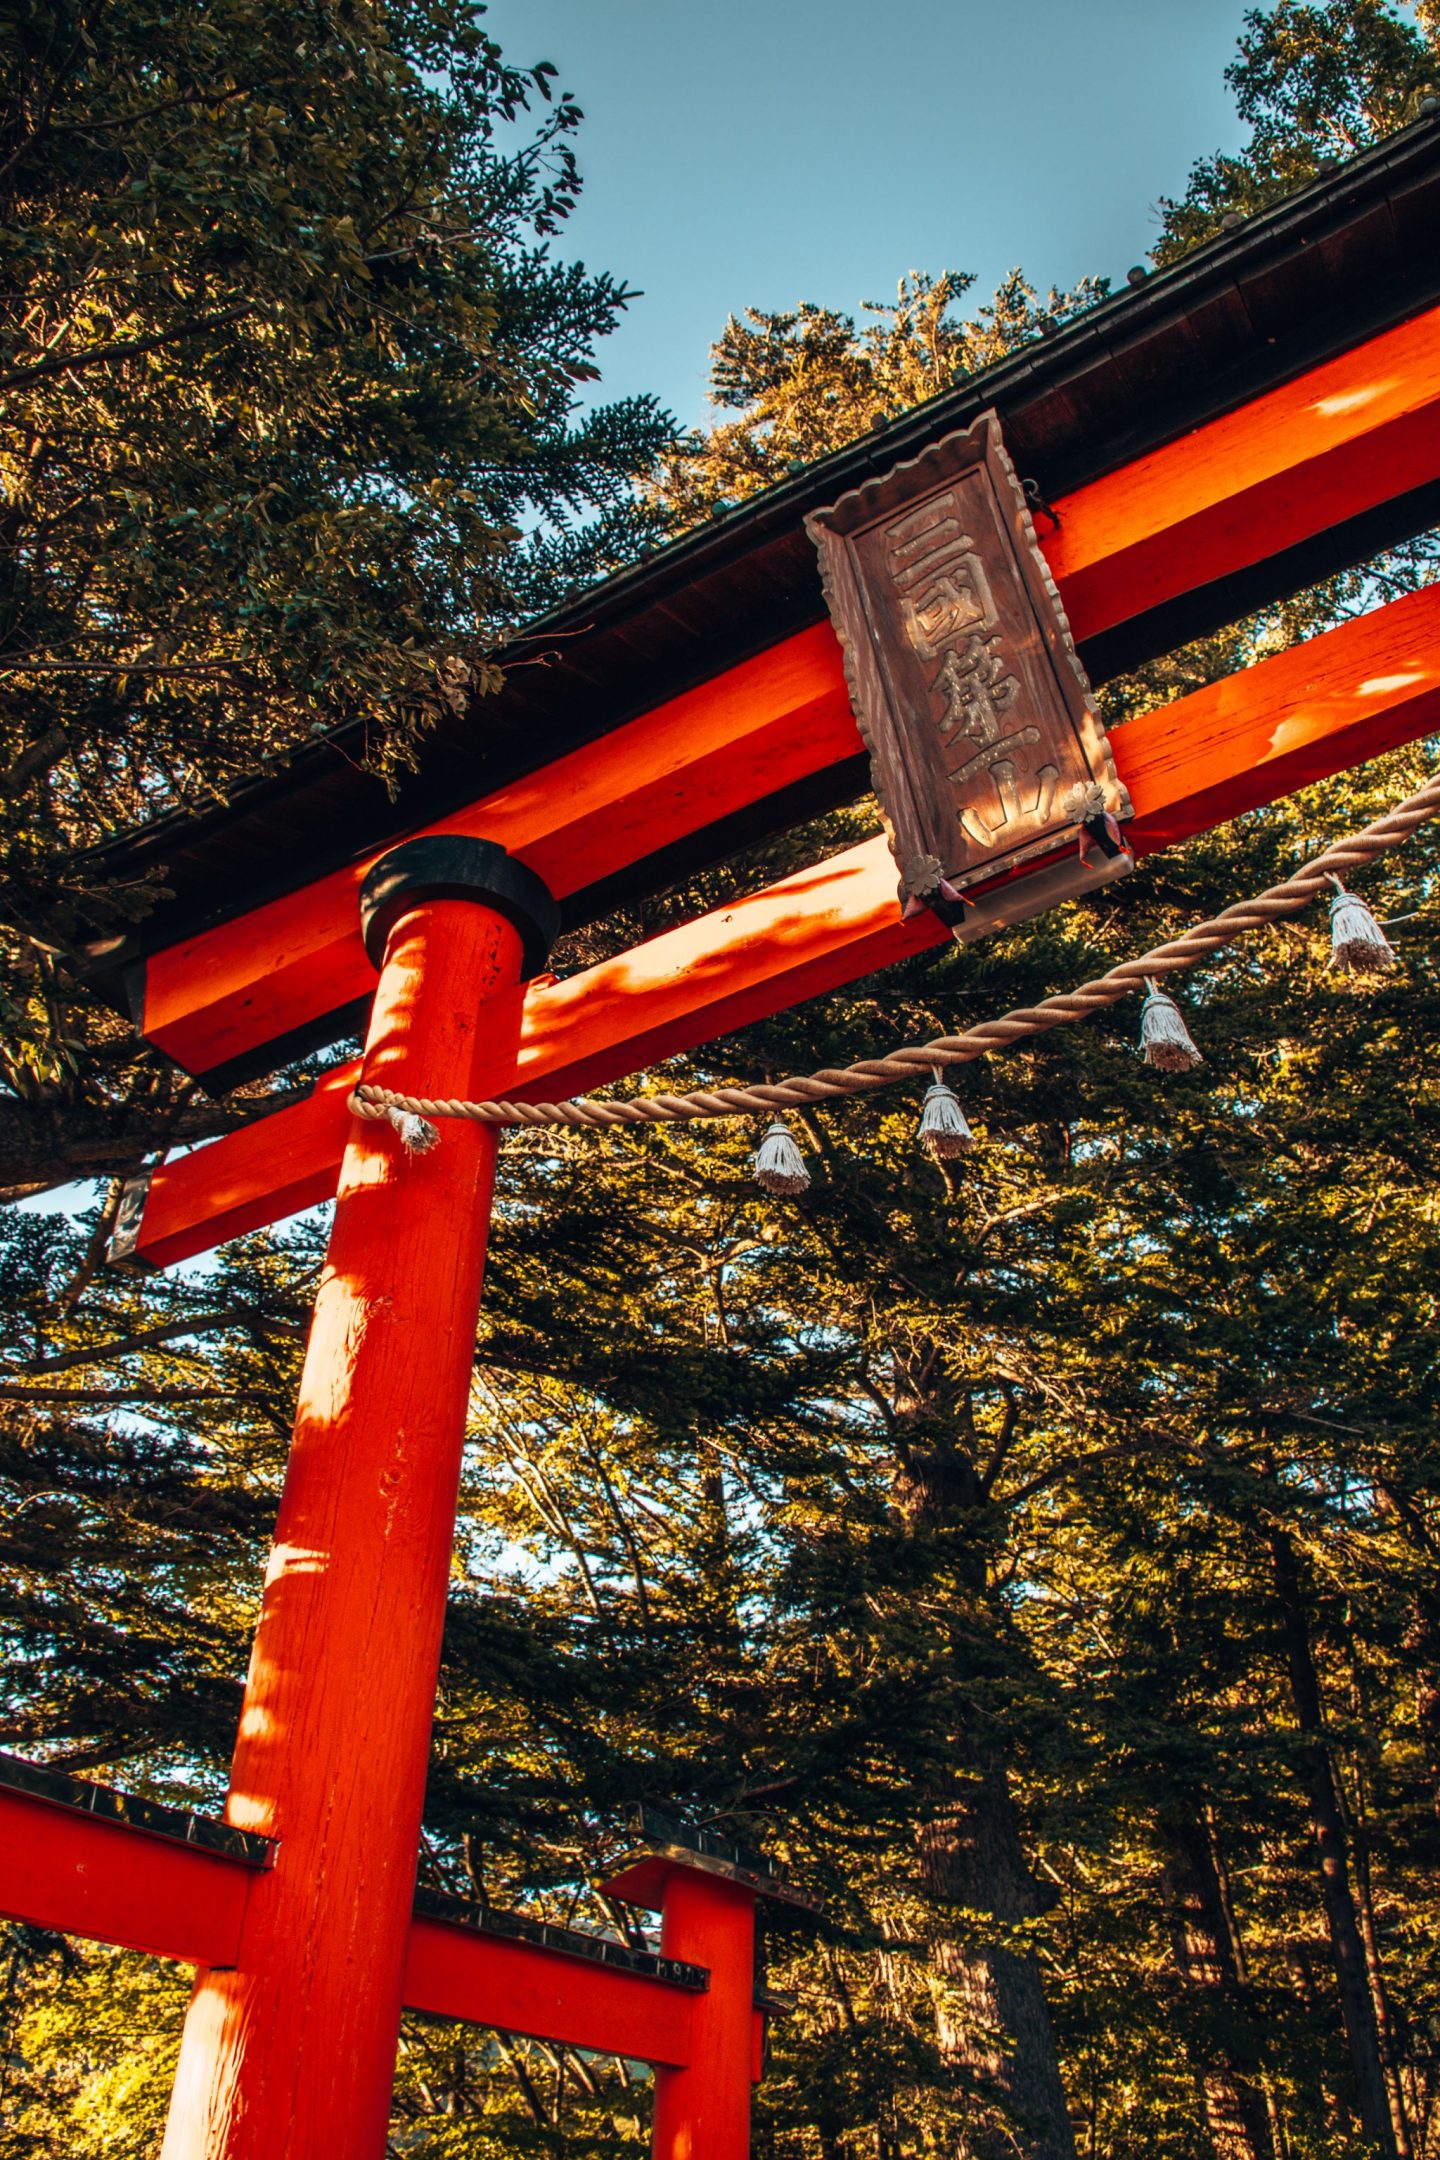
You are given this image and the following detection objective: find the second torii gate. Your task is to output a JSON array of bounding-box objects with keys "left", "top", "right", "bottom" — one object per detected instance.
[{"left": 6, "top": 119, "right": 1440, "bottom": 2160}]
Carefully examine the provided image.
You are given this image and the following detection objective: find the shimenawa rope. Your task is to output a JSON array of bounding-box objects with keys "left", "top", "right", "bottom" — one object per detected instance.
[{"left": 348, "top": 766, "right": 1440, "bottom": 1136}]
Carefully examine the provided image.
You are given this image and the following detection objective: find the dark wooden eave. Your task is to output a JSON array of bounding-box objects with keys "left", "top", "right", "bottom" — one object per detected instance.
[{"left": 80, "top": 116, "right": 1440, "bottom": 981}]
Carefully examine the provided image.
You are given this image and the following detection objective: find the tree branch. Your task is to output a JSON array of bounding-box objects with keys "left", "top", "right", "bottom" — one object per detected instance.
[
  {"left": 0, "top": 727, "right": 68, "bottom": 795},
  {"left": 0, "top": 305, "right": 252, "bottom": 392},
  {"left": 0, "top": 1381, "right": 270, "bottom": 1405},
  {"left": 13, "top": 1307, "right": 302, "bottom": 1376}
]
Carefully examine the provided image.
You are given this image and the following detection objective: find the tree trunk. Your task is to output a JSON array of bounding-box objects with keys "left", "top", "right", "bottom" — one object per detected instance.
[
  {"left": 1268, "top": 1527, "right": 1399, "bottom": 2158},
  {"left": 1210, "top": 1826, "right": 1291, "bottom": 2160},
  {"left": 1345, "top": 1760, "right": 1414, "bottom": 2160},
  {"left": 1160, "top": 1807, "right": 1277, "bottom": 2160},
  {"left": 1371, "top": 1485, "right": 1440, "bottom": 1819},
  {"left": 887, "top": 1376, "right": 1075, "bottom": 2160},
  {"left": 1400, "top": 1590, "right": 1440, "bottom": 1820},
  {"left": 919, "top": 1750, "right": 1076, "bottom": 2160}
]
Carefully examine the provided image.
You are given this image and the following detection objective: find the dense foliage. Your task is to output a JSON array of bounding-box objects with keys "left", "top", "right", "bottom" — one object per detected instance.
[
  {"left": 649, "top": 267, "right": 1108, "bottom": 528},
  {"left": 4, "top": 4, "right": 1440, "bottom": 2159},
  {"left": 1156, "top": 0, "right": 1440, "bottom": 257},
  {"left": 0, "top": 0, "right": 672, "bottom": 1201}
]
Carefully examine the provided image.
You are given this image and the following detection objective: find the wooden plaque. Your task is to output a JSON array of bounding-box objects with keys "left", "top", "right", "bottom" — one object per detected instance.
[{"left": 806, "top": 412, "right": 1130, "bottom": 904}]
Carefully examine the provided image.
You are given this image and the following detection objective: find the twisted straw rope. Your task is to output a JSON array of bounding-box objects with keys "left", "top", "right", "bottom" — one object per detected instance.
[{"left": 349, "top": 767, "right": 1440, "bottom": 1134}]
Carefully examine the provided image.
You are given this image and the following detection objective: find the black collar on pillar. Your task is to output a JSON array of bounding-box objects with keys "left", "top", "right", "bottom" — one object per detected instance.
[{"left": 359, "top": 836, "right": 560, "bottom": 979}]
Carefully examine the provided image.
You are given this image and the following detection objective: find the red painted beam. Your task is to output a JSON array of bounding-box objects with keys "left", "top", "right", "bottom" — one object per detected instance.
[
  {"left": 404, "top": 1912, "right": 696, "bottom": 2067},
  {"left": 652, "top": 1871, "right": 756, "bottom": 2160},
  {"left": 1047, "top": 302, "right": 1440, "bottom": 643},
  {"left": 123, "top": 846, "right": 941, "bottom": 1269},
  {"left": 1110, "top": 584, "right": 1440, "bottom": 847},
  {"left": 118, "top": 581, "right": 1440, "bottom": 1271},
  {"left": 140, "top": 626, "right": 858, "bottom": 1081},
  {"left": 0, "top": 1784, "right": 258, "bottom": 1968},
  {"left": 129, "top": 305, "right": 1440, "bottom": 1083},
  {"left": 0, "top": 1784, "right": 705, "bottom": 2070}
]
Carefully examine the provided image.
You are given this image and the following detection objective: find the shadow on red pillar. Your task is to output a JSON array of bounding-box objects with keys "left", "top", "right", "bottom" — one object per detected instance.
[{"left": 161, "top": 890, "right": 528, "bottom": 2160}]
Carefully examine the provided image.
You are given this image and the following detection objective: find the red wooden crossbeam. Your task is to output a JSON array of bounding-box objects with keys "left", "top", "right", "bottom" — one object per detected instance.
[
  {"left": 140, "top": 625, "right": 860, "bottom": 1081},
  {"left": 1045, "top": 302, "right": 1440, "bottom": 643},
  {"left": 404, "top": 1910, "right": 697, "bottom": 2068},
  {"left": 0, "top": 1776, "right": 722, "bottom": 2068},
  {"left": 0, "top": 1780, "right": 261, "bottom": 1968},
  {"left": 132, "top": 305, "right": 1440, "bottom": 1084},
  {"left": 119, "top": 581, "right": 1440, "bottom": 1269}
]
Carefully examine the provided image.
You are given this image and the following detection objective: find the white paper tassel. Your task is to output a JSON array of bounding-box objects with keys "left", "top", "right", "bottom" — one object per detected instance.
[
  {"left": 1139, "top": 978, "right": 1204, "bottom": 1072},
  {"left": 1327, "top": 875, "right": 1396, "bottom": 974},
  {"left": 753, "top": 1118, "right": 810, "bottom": 1195},
  {"left": 387, "top": 1105, "right": 440, "bottom": 1154},
  {"left": 917, "top": 1071, "right": 975, "bottom": 1159}
]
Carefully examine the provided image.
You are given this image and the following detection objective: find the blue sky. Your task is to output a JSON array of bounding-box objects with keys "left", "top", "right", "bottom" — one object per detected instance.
[{"left": 487, "top": 0, "right": 1257, "bottom": 429}]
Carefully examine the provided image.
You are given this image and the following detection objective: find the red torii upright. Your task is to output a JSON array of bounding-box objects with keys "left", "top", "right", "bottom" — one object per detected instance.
[{"left": 6, "top": 122, "right": 1440, "bottom": 2160}]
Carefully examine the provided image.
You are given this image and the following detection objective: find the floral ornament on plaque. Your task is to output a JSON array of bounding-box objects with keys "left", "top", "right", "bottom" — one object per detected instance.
[{"left": 806, "top": 412, "right": 1132, "bottom": 922}]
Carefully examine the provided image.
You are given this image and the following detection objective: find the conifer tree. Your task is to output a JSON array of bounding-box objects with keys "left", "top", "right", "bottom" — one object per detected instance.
[
  {"left": 5, "top": 5, "right": 1440, "bottom": 2158},
  {"left": 0, "top": 0, "right": 673, "bottom": 1203}
]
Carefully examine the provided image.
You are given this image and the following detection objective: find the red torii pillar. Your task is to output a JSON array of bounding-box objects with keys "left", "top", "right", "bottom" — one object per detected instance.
[
  {"left": 655, "top": 1869, "right": 758, "bottom": 2158},
  {"left": 161, "top": 840, "right": 558, "bottom": 2160},
  {"left": 600, "top": 1842, "right": 769, "bottom": 2160}
]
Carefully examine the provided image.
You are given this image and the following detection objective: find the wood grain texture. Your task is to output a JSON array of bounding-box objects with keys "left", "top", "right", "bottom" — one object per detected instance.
[
  {"left": 124, "top": 580, "right": 1440, "bottom": 1271},
  {"left": 807, "top": 413, "right": 1126, "bottom": 899},
  {"left": 160, "top": 901, "right": 526, "bottom": 2160},
  {"left": 133, "top": 306, "right": 1440, "bottom": 1080}
]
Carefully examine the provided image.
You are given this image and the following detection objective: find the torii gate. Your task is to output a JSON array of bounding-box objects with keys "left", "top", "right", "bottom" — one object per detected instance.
[{"left": 5, "top": 120, "right": 1440, "bottom": 2160}]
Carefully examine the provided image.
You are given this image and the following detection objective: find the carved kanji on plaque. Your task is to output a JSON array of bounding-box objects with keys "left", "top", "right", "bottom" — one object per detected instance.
[{"left": 806, "top": 412, "right": 1131, "bottom": 907}]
